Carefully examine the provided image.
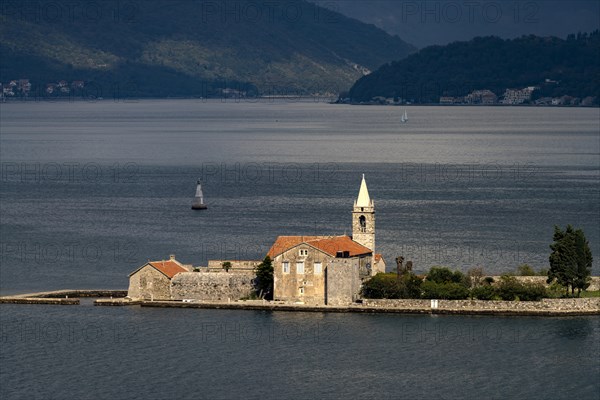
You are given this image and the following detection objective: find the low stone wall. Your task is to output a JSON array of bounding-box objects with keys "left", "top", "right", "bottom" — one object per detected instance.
[
  {"left": 206, "top": 260, "right": 260, "bottom": 272},
  {"left": 489, "top": 276, "right": 600, "bottom": 291},
  {"left": 170, "top": 272, "right": 255, "bottom": 301},
  {"left": 362, "top": 298, "right": 600, "bottom": 313}
]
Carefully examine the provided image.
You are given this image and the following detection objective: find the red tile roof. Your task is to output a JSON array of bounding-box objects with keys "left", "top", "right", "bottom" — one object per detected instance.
[
  {"left": 148, "top": 260, "right": 188, "bottom": 278},
  {"left": 267, "top": 236, "right": 327, "bottom": 258},
  {"left": 267, "top": 235, "right": 372, "bottom": 258},
  {"left": 129, "top": 260, "right": 188, "bottom": 279},
  {"left": 374, "top": 254, "right": 384, "bottom": 263}
]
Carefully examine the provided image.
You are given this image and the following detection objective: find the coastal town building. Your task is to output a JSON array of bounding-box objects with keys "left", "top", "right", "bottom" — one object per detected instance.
[
  {"left": 465, "top": 89, "right": 498, "bottom": 104},
  {"left": 501, "top": 87, "right": 537, "bottom": 104},
  {"left": 270, "top": 175, "right": 385, "bottom": 305}
]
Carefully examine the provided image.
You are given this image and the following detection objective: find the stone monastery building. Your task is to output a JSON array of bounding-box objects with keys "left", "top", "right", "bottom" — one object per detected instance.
[
  {"left": 269, "top": 175, "right": 385, "bottom": 304},
  {"left": 128, "top": 175, "right": 385, "bottom": 305}
]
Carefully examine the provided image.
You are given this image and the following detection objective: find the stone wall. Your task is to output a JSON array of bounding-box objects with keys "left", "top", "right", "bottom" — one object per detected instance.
[
  {"left": 326, "top": 259, "right": 361, "bottom": 306},
  {"left": 489, "top": 276, "right": 600, "bottom": 291},
  {"left": 362, "top": 298, "right": 600, "bottom": 312},
  {"left": 170, "top": 272, "right": 255, "bottom": 301},
  {"left": 207, "top": 260, "right": 261, "bottom": 272}
]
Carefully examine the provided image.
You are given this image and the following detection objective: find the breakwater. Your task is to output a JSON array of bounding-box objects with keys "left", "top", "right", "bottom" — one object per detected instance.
[
  {"left": 0, "top": 290, "right": 127, "bottom": 305},
  {"left": 140, "top": 298, "right": 600, "bottom": 316},
  {"left": 2, "top": 290, "right": 599, "bottom": 316}
]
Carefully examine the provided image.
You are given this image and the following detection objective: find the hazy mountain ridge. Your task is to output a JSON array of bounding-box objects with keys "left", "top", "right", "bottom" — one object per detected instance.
[{"left": 0, "top": 0, "right": 415, "bottom": 97}]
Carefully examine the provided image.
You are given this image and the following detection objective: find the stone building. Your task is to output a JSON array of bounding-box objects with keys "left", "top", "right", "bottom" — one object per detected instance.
[
  {"left": 270, "top": 235, "right": 373, "bottom": 305},
  {"left": 127, "top": 256, "right": 189, "bottom": 300},
  {"left": 270, "top": 175, "right": 385, "bottom": 305}
]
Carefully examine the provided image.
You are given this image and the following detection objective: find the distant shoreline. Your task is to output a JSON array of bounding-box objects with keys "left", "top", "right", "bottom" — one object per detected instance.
[{"left": 2, "top": 97, "right": 598, "bottom": 108}]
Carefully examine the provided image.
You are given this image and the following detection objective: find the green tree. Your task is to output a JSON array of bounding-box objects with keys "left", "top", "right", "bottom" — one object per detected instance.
[
  {"left": 222, "top": 261, "right": 232, "bottom": 272},
  {"left": 573, "top": 228, "right": 593, "bottom": 295},
  {"left": 254, "top": 256, "right": 274, "bottom": 300},
  {"left": 548, "top": 225, "right": 593, "bottom": 296}
]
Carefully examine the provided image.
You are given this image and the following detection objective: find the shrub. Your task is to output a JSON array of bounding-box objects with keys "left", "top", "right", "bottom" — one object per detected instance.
[
  {"left": 483, "top": 277, "right": 495, "bottom": 285},
  {"left": 518, "top": 283, "right": 547, "bottom": 301},
  {"left": 471, "top": 285, "right": 497, "bottom": 300},
  {"left": 361, "top": 273, "right": 422, "bottom": 299},
  {"left": 421, "top": 281, "right": 469, "bottom": 300},
  {"left": 497, "top": 275, "right": 523, "bottom": 300},
  {"left": 426, "top": 267, "right": 467, "bottom": 285},
  {"left": 517, "top": 264, "right": 536, "bottom": 276},
  {"left": 496, "top": 275, "right": 547, "bottom": 301}
]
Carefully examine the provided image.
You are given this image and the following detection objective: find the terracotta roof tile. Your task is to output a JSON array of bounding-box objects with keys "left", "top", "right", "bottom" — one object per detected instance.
[
  {"left": 267, "top": 236, "right": 328, "bottom": 258},
  {"left": 267, "top": 235, "right": 372, "bottom": 258},
  {"left": 147, "top": 260, "right": 188, "bottom": 279}
]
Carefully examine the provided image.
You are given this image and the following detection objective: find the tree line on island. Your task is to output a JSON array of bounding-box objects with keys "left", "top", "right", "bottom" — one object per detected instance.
[
  {"left": 363, "top": 225, "right": 594, "bottom": 301},
  {"left": 346, "top": 31, "right": 600, "bottom": 104}
]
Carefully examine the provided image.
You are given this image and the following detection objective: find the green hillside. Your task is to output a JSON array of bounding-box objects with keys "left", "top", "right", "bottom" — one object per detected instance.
[
  {"left": 347, "top": 32, "right": 600, "bottom": 104},
  {"left": 0, "top": 0, "right": 415, "bottom": 98}
]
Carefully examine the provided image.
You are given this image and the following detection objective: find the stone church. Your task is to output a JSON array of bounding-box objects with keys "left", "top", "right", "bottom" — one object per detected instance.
[
  {"left": 127, "top": 175, "right": 385, "bottom": 305},
  {"left": 270, "top": 175, "right": 385, "bottom": 305}
]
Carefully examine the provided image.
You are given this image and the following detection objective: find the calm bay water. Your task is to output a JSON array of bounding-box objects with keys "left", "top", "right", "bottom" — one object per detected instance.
[{"left": 1, "top": 100, "right": 599, "bottom": 399}]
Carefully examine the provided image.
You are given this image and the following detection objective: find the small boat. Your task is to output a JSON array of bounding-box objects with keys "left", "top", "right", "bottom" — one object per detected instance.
[
  {"left": 400, "top": 109, "right": 408, "bottom": 123},
  {"left": 191, "top": 180, "right": 207, "bottom": 210}
]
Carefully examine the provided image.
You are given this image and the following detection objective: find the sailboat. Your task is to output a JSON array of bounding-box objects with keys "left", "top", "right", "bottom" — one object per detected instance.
[
  {"left": 400, "top": 109, "right": 408, "bottom": 123},
  {"left": 191, "top": 180, "right": 207, "bottom": 210}
]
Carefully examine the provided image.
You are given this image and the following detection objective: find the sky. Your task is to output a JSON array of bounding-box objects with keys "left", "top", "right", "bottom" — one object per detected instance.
[{"left": 309, "top": 0, "right": 600, "bottom": 48}]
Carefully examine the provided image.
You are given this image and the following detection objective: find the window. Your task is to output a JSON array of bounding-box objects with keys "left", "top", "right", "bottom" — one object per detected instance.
[
  {"left": 314, "top": 262, "right": 322, "bottom": 275},
  {"left": 283, "top": 261, "right": 290, "bottom": 274},
  {"left": 296, "top": 262, "right": 305, "bottom": 274},
  {"left": 359, "top": 215, "right": 366, "bottom": 232},
  {"left": 299, "top": 287, "right": 304, "bottom": 294},
  {"left": 299, "top": 249, "right": 308, "bottom": 256}
]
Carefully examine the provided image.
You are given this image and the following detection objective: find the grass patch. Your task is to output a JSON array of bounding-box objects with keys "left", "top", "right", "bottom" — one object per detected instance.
[{"left": 579, "top": 290, "right": 600, "bottom": 298}]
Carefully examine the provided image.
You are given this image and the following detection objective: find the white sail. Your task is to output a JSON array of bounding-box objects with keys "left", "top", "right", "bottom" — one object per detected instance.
[
  {"left": 192, "top": 180, "right": 207, "bottom": 209},
  {"left": 195, "top": 183, "right": 204, "bottom": 202}
]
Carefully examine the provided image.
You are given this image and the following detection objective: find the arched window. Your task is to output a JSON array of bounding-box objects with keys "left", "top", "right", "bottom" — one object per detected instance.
[{"left": 359, "top": 215, "right": 366, "bottom": 232}]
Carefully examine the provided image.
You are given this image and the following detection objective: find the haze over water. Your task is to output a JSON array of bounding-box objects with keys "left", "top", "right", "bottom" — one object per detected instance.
[{"left": 1, "top": 100, "right": 599, "bottom": 399}]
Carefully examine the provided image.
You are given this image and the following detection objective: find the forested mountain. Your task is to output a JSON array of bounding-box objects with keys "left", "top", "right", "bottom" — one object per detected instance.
[
  {"left": 347, "top": 32, "right": 600, "bottom": 104},
  {"left": 0, "top": 0, "right": 415, "bottom": 98}
]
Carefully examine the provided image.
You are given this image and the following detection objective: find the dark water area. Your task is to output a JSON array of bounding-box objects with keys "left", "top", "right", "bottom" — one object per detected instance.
[
  {"left": 1, "top": 304, "right": 599, "bottom": 399},
  {"left": 0, "top": 100, "right": 599, "bottom": 399}
]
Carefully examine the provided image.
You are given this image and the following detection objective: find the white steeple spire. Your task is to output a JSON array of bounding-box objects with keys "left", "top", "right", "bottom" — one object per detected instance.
[{"left": 354, "top": 174, "right": 373, "bottom": 208}]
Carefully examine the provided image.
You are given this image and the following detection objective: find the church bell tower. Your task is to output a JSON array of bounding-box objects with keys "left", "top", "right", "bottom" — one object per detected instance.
[{"left": 352, "top": 174, "right": 375, "bottom": 253}]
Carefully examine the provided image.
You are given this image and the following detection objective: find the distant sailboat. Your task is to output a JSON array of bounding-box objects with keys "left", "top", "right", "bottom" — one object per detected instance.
[
  {"left": 191, "top": 180, "right": 207, "bottom": 210},
  {"left": 400, "top": 109, "right": 408, "bottom": 123}
]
